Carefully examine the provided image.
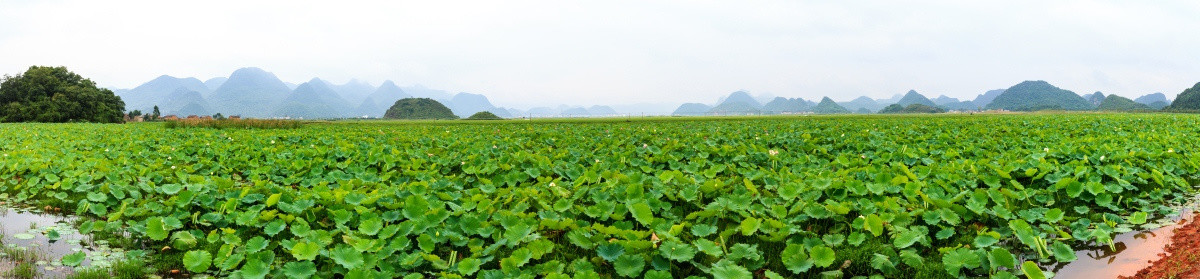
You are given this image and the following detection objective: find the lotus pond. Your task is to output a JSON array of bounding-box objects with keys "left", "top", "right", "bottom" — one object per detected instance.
[{"left": 1, "top": 113, "right": 1199, "bottom": 278}]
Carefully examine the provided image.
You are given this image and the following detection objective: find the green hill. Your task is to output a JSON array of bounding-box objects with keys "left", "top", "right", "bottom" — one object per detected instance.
[
  {"left": 896, "top": 90, "right": 937, "bottom": 107},
  {"left": 812, "top": 97, "right": 850, "bottom": 114},
  {"left": 1096, "top": 95, "right": 1151, "bottom": 111},
  {"left": 384, "top": 98, "right": 458, "bottom": 120},
  {"left": 1166, "top": 82, "right": 1200, "bottom": 111},
  {"left": 985, "top": 81, "right": 1094, "bottom": 111},
  {"left": 466, "top": 111, "right": 503, "bottom": 120}
]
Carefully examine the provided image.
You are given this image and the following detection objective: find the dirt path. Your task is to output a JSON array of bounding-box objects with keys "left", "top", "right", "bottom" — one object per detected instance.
[{"left": 1122, "top": 214, "right": 1200, "bottom": 279}]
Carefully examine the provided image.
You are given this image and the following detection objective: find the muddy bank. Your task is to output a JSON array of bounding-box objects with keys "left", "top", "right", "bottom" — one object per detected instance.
[{"left": 1121, "top": 213, "right": 1200, "bottom": 279}]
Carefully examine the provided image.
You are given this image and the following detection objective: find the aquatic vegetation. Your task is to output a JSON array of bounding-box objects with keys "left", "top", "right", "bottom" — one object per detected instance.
[{"left": 0, "top": 114, "right": 1198, "bottom": 277}]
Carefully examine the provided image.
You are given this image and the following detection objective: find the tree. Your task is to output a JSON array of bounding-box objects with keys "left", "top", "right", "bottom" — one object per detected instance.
[
  {"left": 153, "top": 105, "right": 161, "bottom": 119},
  {"left": 0, "top": 66, "right": 126, "bottom": 123},
  {"left": 213, "top": 113, "right": 226, "bottom": 120},
  {"left": 128, "top": 110, "right": 143, "bottom": 117}
]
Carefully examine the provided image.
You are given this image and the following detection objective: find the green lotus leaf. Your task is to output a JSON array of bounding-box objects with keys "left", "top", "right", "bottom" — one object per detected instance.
[{"left": 182, "top": 250, "right": 212, "bottom": 273}]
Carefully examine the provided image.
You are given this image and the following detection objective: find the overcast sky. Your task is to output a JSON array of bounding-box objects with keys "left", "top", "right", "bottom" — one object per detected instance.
[{"left": 2, "top": 1, "right": 1198, "bottom": 108}]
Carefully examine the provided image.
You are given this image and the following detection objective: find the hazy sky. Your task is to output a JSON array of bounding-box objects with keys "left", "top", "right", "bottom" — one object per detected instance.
[{"left": 2, "top": 0, "right": 1199, "bottom": 108}]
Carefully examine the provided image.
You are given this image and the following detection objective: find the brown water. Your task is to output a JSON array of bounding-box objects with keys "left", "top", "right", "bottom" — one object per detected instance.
[
  {"left": 1053, "top": 206, "right": 1197, "bottom": 279},
  {"left": 0, "top": 204, "right": 127, "bottom": 277}
]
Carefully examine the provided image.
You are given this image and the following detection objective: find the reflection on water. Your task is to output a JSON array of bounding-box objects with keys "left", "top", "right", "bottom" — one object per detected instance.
[
  {"left": 1053, "top": 214, "right": 1191, "bottom": 279},
  {"left": 0, "top": 204, "right": 125, "bottom": 278}
]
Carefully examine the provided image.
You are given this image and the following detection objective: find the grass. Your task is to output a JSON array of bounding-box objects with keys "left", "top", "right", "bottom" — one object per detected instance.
[
  {"left": 1, "top": 246, "right": 40, "bottom": 262},
  {"left": 6, "top": 262, "right": 37, "bottom": 279},
  {"left": 62, "top": 261, "right": 148, "bottom": 279},
  {"left": 163, "top": 118, "right": 303, "bottom": 129}
]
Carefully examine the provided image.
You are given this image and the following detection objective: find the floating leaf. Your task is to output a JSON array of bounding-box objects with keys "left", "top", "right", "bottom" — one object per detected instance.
[
  {"left": 810, "top": 245, "right": 836, "bottom": 268},
  {"left": 62, "top": 251, "right": 86, "bottom": 267},
  {"left": 183, "top": 250, "right": 212, "bottom": 273},
  {"left": 282, "top": 261, "right": 317, "bottom": 279},
  {"left": 658, "top": 240, "right": 697, "bottom": 261},
  {"left": 613, "top": 254, "right": 645, "bottom": 278},
  {"left": 597, "top": 243, "right": 625, "bottom": 262}
]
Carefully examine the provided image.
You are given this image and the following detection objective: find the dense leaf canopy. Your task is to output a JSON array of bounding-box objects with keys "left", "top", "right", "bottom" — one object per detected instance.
[
  {"left": 383, "top": 98, "right": 458, "bottom": 120},
  {"left": 0, "top": 66, "right": 126, "bottom": 123}
]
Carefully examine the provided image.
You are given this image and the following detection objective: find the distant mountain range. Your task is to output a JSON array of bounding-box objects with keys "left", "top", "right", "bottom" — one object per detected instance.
[
  {"left": 670, "top": 81, "right": 1176, "bottom": 115},
  {"left": 111, "top": 68, "right": 1183, "bottom": 119}
]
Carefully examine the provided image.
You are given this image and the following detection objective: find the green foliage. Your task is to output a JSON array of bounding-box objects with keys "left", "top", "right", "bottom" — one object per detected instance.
[
  {"left": 0, "top": 66, "right": 126, "bottom": 123},
  {"left": 183, "top": 250, "right": 213, "bottom": 273},
  {"left": 0, "top": 114, "right": 1196, "bottom": 278},
  {"left": 1167, "top": 82, "right": 1200, "bottom": 111},
  {"left": 985, "top": 80, "right": 1094, "bottom": 111},
  {"left": 465, "top": 111, "right": 504, "bottom": 120},
  {"left": 383, "top": 97, "right": 458, "bottom": 119}
]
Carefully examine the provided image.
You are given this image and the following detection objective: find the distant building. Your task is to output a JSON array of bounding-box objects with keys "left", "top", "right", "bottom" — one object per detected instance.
[
  {"left": 186, "top": 115, "right": 199, "bottom": 119},
  {"left": 229, "top": 116, "right": 241, "bottom": 120},
  {"left": 163, "top": 115, "right": 180, "bottom": 120},
  {"left": 200, "top": 116, "right": 213, "bottom": 120}
]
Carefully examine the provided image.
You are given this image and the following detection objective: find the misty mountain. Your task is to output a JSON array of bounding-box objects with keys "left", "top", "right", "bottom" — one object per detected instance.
[
  {"left": 175, "top": 102, "right": 211, "bottom": 117},
  {"left": 762, "top": 97, "right": 810, "bottom": 113},
  {"left": 204, "top": 77, "right": 227, "bottom": 90},
  {"left": 360, "top": 81, "right": 413, "bottom": 116},
  {"left": 561, "top": 107, "right": 591, "bottom": 116},
  {"left": 207, "top": 67, "right": 293, "bottom": 117},
  {"left": 354, "top": 97, "right": 386, "bottom": 118},
  {"left": 717, "top": 91, "right": 762, "bottom": 108},
  {"left": 120, "top": 75, "right": 210, "bottom": 112},
  {"left": 985, "top": 81, "right": 1094, "bottom": 111},
  {"left": 272, "top": 78, "right": 354, "bottom": 119},
  {"left": 877, "top": 94, "right": 904, "bottom": 105},
  {"left": 527, "top": 107, "right": 560, "bottom": 117},
  {"left": 332, "top": 79, "right": 376, "bottom": 105},
  {"left": 163, "top": 88, "right": 211, "bottom": 116},
  {"left": 812, "top": 97, "right": 850, "bottom": 114},
  {"left": 448, "top": 92, "right": 502, "bottom": 118},
  {"left": 1085, "top": 92, "right": 1105, "bottom": 107},
  {"left": 932, "top": 95, "right": 960, "bottom": 105},
  {"left": 1134, "top": 93, "right": 1169, "bottom": 106},
  {"left": 588, "top": 105, "right": 618, "bottom": 116},
  {"left": 895, "top": 90, "right": 938, "bottom": 107},
  {"left": 972, "top": 89, "right": 1005, "bottom": 108},
  {"left": 672, "top": 103, "right": 712, "bottom": 116},
  {"left": 839, "top": 96, "right": 885, "bottom": 112},
  {"left": 709, "top": 102, "right": 761, "bottom": 115},
  {"left": 401, "top": 84, "right": 453, "bottom": 101}
]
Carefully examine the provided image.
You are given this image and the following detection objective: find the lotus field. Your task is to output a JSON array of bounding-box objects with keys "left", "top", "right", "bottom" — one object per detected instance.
[{"left": 1, "top": 114, "right": 1199, "bottom": 278}]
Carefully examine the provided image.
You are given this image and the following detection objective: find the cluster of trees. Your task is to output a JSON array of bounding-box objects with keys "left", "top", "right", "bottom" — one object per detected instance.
[{"left": 0, "top": 66, "right": 126, "bottom": 123}]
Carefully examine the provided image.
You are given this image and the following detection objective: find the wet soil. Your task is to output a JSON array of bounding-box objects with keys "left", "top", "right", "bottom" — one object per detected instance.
[{"left": 1121, "top": 213, "right": 1200, "bottom": 279}]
